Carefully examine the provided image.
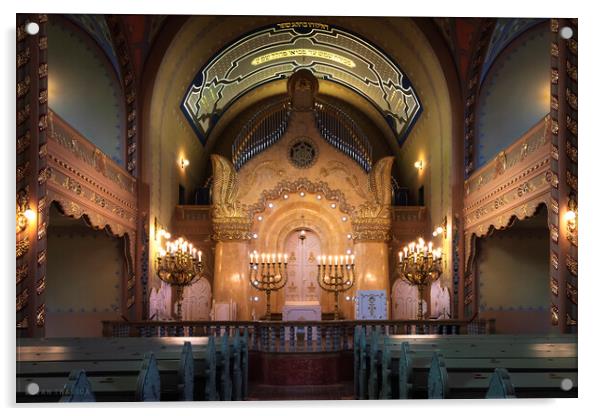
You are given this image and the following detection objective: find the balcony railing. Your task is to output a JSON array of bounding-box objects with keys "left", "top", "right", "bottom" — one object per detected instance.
[{"left": 102, "top": 319, "right": 491, "bottom": 353}]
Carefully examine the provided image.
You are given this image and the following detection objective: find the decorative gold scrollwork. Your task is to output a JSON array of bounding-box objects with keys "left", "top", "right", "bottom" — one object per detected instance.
[
  {"left": 566, "top": 255, "right": 578, "bottom": 276},
  {"left": 545, "top": 170, "right": 559, "bottom": 188},
  {"left": 551, "top": 198, "right": 559, "bottom": 215},
  {"left": 17, "top": 47, "right": 30, "bottom": 68},
  {"left": 16, "top": 264, "right": 28, "bottom": 285},
  {"left": 38, "top": 114, "right": 48, "bottom": 131},
  {"left": 17, "top": 316, "right": 29, "bottom": 329},
  {"left": 36, "top": 304, "right": 45, "bottom": 327},
  {"left": 566, "top": 141, "right": 577, "bottom": 163},
  {"left": 37, "top": 249, "right": 46, "bottom": 265},
  {"left": 566, "top": 88, "right": 577, "bottom": 110},
  {"left": 566, "top": 60, "right": 577, "bottom": 82},
  {"left": 17, "top": 288, "right": 29, "bottom": 312},
  {"left": 17, "top": 131, "right": 31, "bottom": 154},
  {"left": 551, "top": 19, "right": 559, "bottom": 32},
  {"left": 551, "top": 119, "right": 559, "bottom": 135},
  {"left": 566, "top": 171, "right": 577, "bottom": 191},
  {"left": 17, "top": 162, "right": 30, "bottom": 183},
  {"left": 551, "top": 42, "right": 559, "bottom": 57},
  {"left": 36, "top": 276, "right": 46, "bottom": 295},
  {"left": 551, "top": 95, "right": 559, "bottom": 111},
  {"left": 551, "top": 252, "right": 559, "bottom": 270},
  {"left": 17, "top": 75, "right": 31, "bottom": 98},
  {"left": 17, "top": 104, "right": 30, "bottom": 125},
  {"left": 566, "top": 281, "right": 577, "bottom": 304},
  {"left": 16, "top": 238, "right": 30, "bottom": 258},
  {"left": 551, "top": 304, "right": 559, "bottom": 326},
  {"left": 551, "top": 68, "right": 559, "bottom": 84},
  {"left": 567, "top": 38, "right": 577, "bottom": 55},
  {"left": 550, "top": 278, "right": 559, "bottom": 296},
  {"left": 37, "top": 167, "right": 52, "bottom": 185},
  {"left": 566, "top": 313, "right": 577, "bottom": 326},
  {"left": 38, "top": 36, "right": 47, "bottom": 50},
  {"left": 39, "top": 63, "right": 48, "bottom": 79},
  {"left": 566, "top": 115, "right": 577, "bottom": 136},
  {"left": 550, "top": 224, "right": 559, "bottom": 243}
]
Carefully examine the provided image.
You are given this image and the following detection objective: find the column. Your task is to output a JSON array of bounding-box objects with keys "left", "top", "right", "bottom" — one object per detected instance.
[{"left": 212, "top": 218, "right": 252, "bottom": 320}]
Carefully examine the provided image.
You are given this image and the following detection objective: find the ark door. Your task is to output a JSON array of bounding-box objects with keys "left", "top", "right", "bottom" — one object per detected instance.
[{"left": 283, "top": 229, "right": 321, "bottom": 302}]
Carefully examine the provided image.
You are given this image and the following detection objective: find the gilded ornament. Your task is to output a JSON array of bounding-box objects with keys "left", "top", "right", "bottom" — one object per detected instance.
[
  {"left": 566, "top": 281, "right": 577, "bottom": 304},
  {"left": 17, "top": 162, "right": 30, "bottom": 183},
  {"left": 566, "top": 88, "right": 577, "bottom": 110},
  {"left": 17, "top": 317, "right": 28, "bottom": 329},
  {"left": 17, "top": 75, "right": 31, "bottom": 98},
  {"left": 127, "top": 295, "right": 135, "bottom": 309},
  {"left": 551, "top": 68, "right": 559, "bottom": 84},
  {"left": 516, "top": 182, "right": 531, "bottom": 198},
  {"left": 566, "top": 314, "right": 577, "bottom": 326},
  {"left": 520, "top": 142, "right": 529, "bottom": 159},
  {"left": 126, "top": 91, "right": 135, "bottom": 104},
  {"left": 16, "top": 264, "right": 28, "bottom": 285},
  {"left": 493, "top": 197, "right": 505, "bottom": 210},
  {"left": 17, "top": 131, "right": 31, "bottom": 154},
  {"left": 38, "top": 36, "right": 47, "bottom": 50},
  {"left": 39, "top": 89, "right": 48, "bottom": 104},
  {"left": 545, "top": 170, "right": 559, "bottom": 188},
  {"left": 566, "top": 115, "right": 577, "bottom": 136},
  {"left": 550, "top": 224, "right": 559, "bottom": 243},
  {"left": 39, "top": 63, "right": 48, "bottom": 79},
  {"left": 551, "top": 42, "right": 559, "bottom": 57},
  {"left": 36, "top": 304, "right": 45, "bottom": 327},
  {"left": 36, "top": 276, "right": 46, "bottom": 295},
  {"left": 551, "top": 145, "right": 559, "bottom": 161},
  {"left": 38, "top": 196, "right": 46, "bottom": 212},
  {"left": 127, "top": 143, "right": 137, "bottom": 155},
  {"left": 17, "top": 288, "right": 29, "bottom": 312},
  {"left": 37, "top": 221, "right": 47, "bottom": 240},
  {"left": 551, "top": 95, "right": 559, "bottom": 111},
  {"left": 38, "top": 14, "right": 48, "bottom": 23},
  {"left": 17, "top": 47, "right": 30, "bottom": 68},
  {"left": 551, "top": 304, "right": 559, "bottom": 326},
  {"left": 17, "top": 24, "right": 27, "bottom": 42},
  {"left": 464, "top": 292, "right": 473, "bottom": 305},
  {"left": 16, "top": 237, "right": 29, "bottom": 258},
  {"left": 17, "top": 104, "right": 30, "bottom": 125},
  {"left": 551, "top": 253, "right": 559, "bottom": 270},
  {"left": 37, "top": 249, "right": 46, "bottom": 265},
  {"left": 566, "top": 141, "right": 577, "bottom": 163},
  {"left": 127, "top": 126, "right": 136, "bottom": 139},
  {"left": 566, "top": 255, "right": 577, "bottom": 276},
  {"left": 38, "top": 114, "right": 48, "bottom": 131},
  {"left": 551, "top": 198, "right": 559, "bottom": 214},
  {"left": 551, "top": 119, "right": 559, "bottom": 135},
  {"left": 567, "top": 38, "right": 577, "bottom": 55},
  {"left": 38, "top": 143, "right": 47, "bottom": 158},
  {"left": 550, "top": 277, "right": 558, "bottom": 296},
  {"left": 566, "top": 171, "right": 577, "bottom": 191},
  {"left": 566, "top": 60, "right": 577, "bottom": 81},
  {"left": 37, "top": 167, "right": 52, "bottom": 185},
  {"left": 551, "top": 19, "right": 559, "bottom": 32}
]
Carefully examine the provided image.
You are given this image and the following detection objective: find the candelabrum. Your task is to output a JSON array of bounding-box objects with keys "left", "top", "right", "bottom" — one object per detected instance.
[
  {"left": 397, "top": 238, "right": 443, "bottom": 320},
  {"left": 317, "top": 254, "right": 356, "bottom": 320},
  {"left": 156, "top": 237, "right": 205, "bottom": 320},
  {"left": 249, "top": 251, "right": 288, "bottom": 320}
]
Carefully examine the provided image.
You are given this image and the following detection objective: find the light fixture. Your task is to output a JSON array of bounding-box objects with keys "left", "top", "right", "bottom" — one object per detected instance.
[
  {"left": 414, "top": 160, "right": 423, "bottom": 170},
  {"left": 283, "top": 194, "right": 289, "bottom": 200},
  {"left": 300, "top": 191, "right": 305, "bottom": 197},
  {"left": 330, "top": 203, "right": 337, "bottom": 209},
  {"left": 317, "top": 195, "right": 322, "bottom": 200},
  {"left": 398, "top": 238, "right": 443, "bottom": 320},
  {"left": 565, "top": 194, "right": 577, "bottom": 245},
  {"left": 268, "top": 202, "right": 274, "bottom": 208},
  {"left": 258, "top": 216, "right": 263, "bottom": 221},
  {"left": 347, "top": 233, "right": 352, "bottom": 240},
  {"left": 252, "top": 233, "right": 258, "bottom": 239},
  {"left": 180, "top": 158, "right": 190, "bottom": 169},
  {"left": 249, "top": 251, "right": 289, "bottom": 320},
  {"left": 432, "top": 216, "right": 447, "bottom": 239},
  {"left": 317, "top": 254, "right": 356, "bottom": 319},
  {"left": 341, "top": 216, "right": 347, "bottom": 222},
  {"left": 16, "top": 190, "right": 35, "bottom": 232}
]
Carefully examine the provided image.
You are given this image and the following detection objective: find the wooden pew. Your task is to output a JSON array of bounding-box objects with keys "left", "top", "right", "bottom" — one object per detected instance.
[
  {"left": 354, "top": 328, "right": 577, "bottom": 400},
  {"left": 17, "top": 338, "right": 216, "bottom": 401},
  {"left": 17, "top": 352, "right": 161, "bottom": 402}
]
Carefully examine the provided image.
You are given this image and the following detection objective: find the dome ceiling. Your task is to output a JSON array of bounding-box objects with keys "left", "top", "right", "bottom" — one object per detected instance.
[{"left": 181, "top": 21, "right": 422, "bottom": 146}]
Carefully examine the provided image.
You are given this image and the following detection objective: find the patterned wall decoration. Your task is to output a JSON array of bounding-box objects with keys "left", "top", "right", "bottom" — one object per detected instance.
[
  {"left": 181, "top": 22, "right": 421, "bottom": 146},
  {"left": 476, "top": 23, "right": 550, "bottom": 168},
  {"left": 47, "top": 16, "right": 126, "bottom": 166},
  {"left": 480, "top": 18, "right": 545, "bottom": 84},
  {"left": 65, "top": 14, "right": 122, "bottom": 81}
]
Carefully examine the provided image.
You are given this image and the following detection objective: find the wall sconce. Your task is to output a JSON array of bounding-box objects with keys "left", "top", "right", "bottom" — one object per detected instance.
[
  {"left": 414, "top": 160, "right": 423, "bottom": 170},
  {"left": 16, "top": 190, "right": 36, "bottom": 233},
  {"left": 180, "top": 158, "right": 190, "bottom": 169},
  {"left": 565, "top": 195, "right": 577, "bottom": 245},
  {"left": 432, "top": 216, "right": 447, "bottom": 239}
]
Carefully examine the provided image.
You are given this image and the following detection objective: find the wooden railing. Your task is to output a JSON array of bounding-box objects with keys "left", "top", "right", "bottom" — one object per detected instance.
[{"left": 102, "top": 319, "right": 491, "bottom": 352}]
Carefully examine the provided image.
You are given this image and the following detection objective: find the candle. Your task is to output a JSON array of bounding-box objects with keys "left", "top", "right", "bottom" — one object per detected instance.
[
  {"left": 428, "top": 242, "right": 433, "bottom": 252},
  {"left": 261, "top": 253, "right": 265, "bottom": 263},
  {"left": 159, "top": 249, "right": 166, "bottom": 257},
  {"left": 284, "top": 253, "right": 288, "bottom": 264},
  {"left": 278, "top": 253, "right": 282, "bottom": 263},
  {"left": 345, "top": 255, "right": 349, "bottom": 265},
  {"left": 198, "top": 251, "right": 202, "bottom": 262},
  {"left": 335, "top": 256, "right": 338, "bottom": 265},
  {"left": 272, "top": 253, "right": 276, "bottom": 263},
  {"left": 249, "top": 253, "right": 253, "bottom": 262},
  {"left": 317, "top": 255, "right": 321, "bottom": 265},
  {"left": 328, "top": 255, "right": 332, "bottom": 265},
  {"left": 398, "top": 251, "right": 403, "bottom": 262},
  {"left": 350, "top": 254, "right": 355, "bottom": 264}
]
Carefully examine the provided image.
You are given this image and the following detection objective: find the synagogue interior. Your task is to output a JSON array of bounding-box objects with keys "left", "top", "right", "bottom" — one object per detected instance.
[{"left": 15, "top": 13, "right": 578, "bottom": 401}]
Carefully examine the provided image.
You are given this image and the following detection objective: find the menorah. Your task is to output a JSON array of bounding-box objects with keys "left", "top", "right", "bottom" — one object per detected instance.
[
  {"left": 397, "top": 237, "right": 443, "bottom": 320},
  {"left": 317, "top": 254, "right": 356, "bottom": 320},
  {"left": 248, "top": 251, "right": 288, "bottom": 320},
  {"left": 156, "top": 237, "right": 205, "bottom": 320}
]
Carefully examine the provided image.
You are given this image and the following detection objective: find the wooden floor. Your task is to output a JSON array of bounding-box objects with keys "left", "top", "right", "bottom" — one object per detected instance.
[{"left": 247, "top": 381, "right": 355, "bottom": 401}]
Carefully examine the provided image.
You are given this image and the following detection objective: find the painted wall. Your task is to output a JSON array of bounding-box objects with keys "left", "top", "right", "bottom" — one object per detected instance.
[
  {"left": 476, "top": 207, "right": 550, "bottom": 333},
  {"left": 47, "top": 16, "right": 126, "bottom": 166},
  {"left": 476, "top": 24, "right": 550, "bottom": 167},
  {"left": 46, "top": 206, "right": 124, "bottom": 337}
]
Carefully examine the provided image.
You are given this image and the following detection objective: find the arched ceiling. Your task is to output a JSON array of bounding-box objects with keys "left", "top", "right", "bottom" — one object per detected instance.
[{"left": 180, "top": 21, "right": 422, "bottom": 146}]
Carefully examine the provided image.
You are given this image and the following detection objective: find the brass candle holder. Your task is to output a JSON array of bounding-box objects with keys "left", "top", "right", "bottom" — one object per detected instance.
[
  {"left": 156, "top": 237, "right": 205, "bottom": 320},
  {"left": 249, "top": 251, "right": 288, "bottom": 320},
  {"left": 317, "top": 254, "right": 356, "bottom": 320},
  {"left": 397, "top": 238, "right": 443, "bottom": 320}
]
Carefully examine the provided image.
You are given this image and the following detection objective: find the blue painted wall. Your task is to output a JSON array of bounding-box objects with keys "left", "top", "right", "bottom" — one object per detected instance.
[
  {"left": 47, "top": 16, "right": 125, "bottom": 166},
  {"left": 476, "top": 24, "right": 549, "bottom": 168}
]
